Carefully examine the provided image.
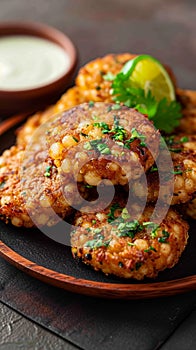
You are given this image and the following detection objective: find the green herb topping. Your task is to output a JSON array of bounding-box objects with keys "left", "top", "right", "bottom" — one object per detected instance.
[
  {"left": 93, "top": 119, "right": 146, "bottom": 148},
  {"left": 144, "top": 246, "right": 157, "bottom": 253},
  {"left": 44, "top": 166, "right": 52, "bottom": 177},
  {"left": 72, "top": 136, "right": 79, "bottom": 143},
  {"left": 0, "top": 181, "right": 6, "bottom": 189},
  {"left": 109, "top": 73, "right": 182, "bottom": 133},
  {"left": 124, "top": 128, "right": 146, "bottom": 148},
  {"left": 158, "top": 230, "right": 170, "bottom": 243},
  {"left": 89, "top": 101, "right": 95, "bottom": 107},
  {"left": 117, "top": 220, "right": 143, "bottom": 238},
  {"left": 84, "top": 139, "right": 111, "bottom": 155},
  {"left": 143, "top": 222, "right": 159, "bottom": 238},
  {"left": 107, "top": 203, "right": 121, "bottom": 223}
]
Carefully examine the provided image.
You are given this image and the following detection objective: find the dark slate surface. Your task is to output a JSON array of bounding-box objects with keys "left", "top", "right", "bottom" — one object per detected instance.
[
  {"left": 0, "top": 302, "right": 76, "bottom": 350},
  {"left": 161, "top": 309, "right": 196, "bottom": 350},
  {"left": 0, "top": 257, "right": 196, "bottom": 350},
  {"left": 0, "top": 0, "right": 196, "bottom": 349}
]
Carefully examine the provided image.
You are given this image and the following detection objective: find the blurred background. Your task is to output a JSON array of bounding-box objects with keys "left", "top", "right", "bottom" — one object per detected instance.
[{"left": 0, "top": 0, "right": 195, "bottom": 89}]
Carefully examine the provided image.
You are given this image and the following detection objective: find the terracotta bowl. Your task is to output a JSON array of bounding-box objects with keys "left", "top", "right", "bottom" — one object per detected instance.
[{"left": 0, "top": 21, "right": 78, "bottom": 117}]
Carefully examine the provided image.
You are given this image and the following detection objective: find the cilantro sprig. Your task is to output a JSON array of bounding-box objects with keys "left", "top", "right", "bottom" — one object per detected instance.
[{"left": 108, "top": 71, "right": 182, "bottom": 133}]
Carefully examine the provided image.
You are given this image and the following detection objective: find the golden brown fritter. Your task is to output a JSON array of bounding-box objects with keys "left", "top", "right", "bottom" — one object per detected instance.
[
  {"left": 176, "top": 88, "right": 196, "bottom": 134},
  {"left": 0, "top": 145, "right": 34, "bottom": 227},
  {"left": 71, "top": 200, "right": 189, "bottom": 280},
  {"left": 0, "top": 102, "right": 159, "bottom": 227},
  {"left": 16, "top": 53, "right": 177, "bottom": 146},
  {"left": 44, "top": 102, "right": 160, "bottom": 186},
  {"left": 177, "top": 88, "right": 196, "bottom": 109},
  {"left": 0, "top": 144, "right": 78, "bottom": 227},
  {"left": 132, "top": 135, "right": 196, "bottom": 205}
]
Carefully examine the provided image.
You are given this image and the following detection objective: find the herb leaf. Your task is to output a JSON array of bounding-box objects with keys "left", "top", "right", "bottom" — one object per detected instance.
[{"left": 111, "top": 72, "right": 182, "bottom": 133}]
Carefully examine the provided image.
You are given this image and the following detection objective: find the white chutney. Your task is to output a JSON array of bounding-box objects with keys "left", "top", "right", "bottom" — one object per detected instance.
[{"left": 0, "top": 35, "right": 71, "bottom": 90}]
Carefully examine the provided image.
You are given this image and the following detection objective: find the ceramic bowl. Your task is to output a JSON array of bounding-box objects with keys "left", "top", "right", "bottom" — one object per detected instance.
[{"left": 0, "top": 21, "right": 78, "bottom": 116}]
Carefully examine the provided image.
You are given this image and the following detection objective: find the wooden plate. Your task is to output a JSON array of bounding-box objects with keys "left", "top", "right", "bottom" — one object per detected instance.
[{"left": 0, "top": 116, "right": 196, "bottom": 299}]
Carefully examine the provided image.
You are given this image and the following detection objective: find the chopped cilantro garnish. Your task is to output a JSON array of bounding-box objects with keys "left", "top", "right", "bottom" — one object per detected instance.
[
  {"left": 85, "top": 184, "right": 94, "bottom": 188},
  {"left": 107, "top": 203, "right": 121, "bottom": 223},
  {"left": 143, "top": 222, "right": 159, "bottom": 238},
  {"left": 135, "top": 262, "right": 143, "bottom": 270},
  {"left": 128, "top": 242, "right": 135, "bottom": 246},
  {"left": 144, "top": 246, "right": 157, "bottom": 253},
  {"left": 94, "top": 228, "right": 102, "bottom": 234},
  {"left": 158, "top": 230, "right": 170, "bottom": 243},
  {"left": 180, "top": 136, "right": 189, "bottom": 143},
  {"left": 0, "top": 181, "right": 6, "bottom": 189},
  {"left": 72, "top": 136, "right": 79, "bottom": 143},
  {"left": 93, "top": 122, "right": 110, "bottom": 134},
  {"left": 80, "top": 132, "right": 88, "bottom": 137},
  {"left": 121, "top": 208, "right": 131, "bottom": 220},
  {"left": 150, "top": 165, "right": 158, "bottom": 173},
  {"left": 87, "top": 139, "right": 111, "bottom": 155},
  {"left": 169, "top": 148, "right": 182, "bottom": 153},
  {"left": 110, "top": 116, "right": 127, "bottom": 141},
  {"left": 124, "top": 128, "right": 146, "bottom": 148},
  {"left": 117, "top": 220, "right": 143, "bottom": 238},
  {"left": 85, "top": 236, "right": 110, "bottom": 249},
  {"left": 44, "top": 165, "right": 52, "bottom": 177},
  {"left": 96, "top": 143, "right": 111, "bottom": 154},
  {"left": 171, "top": 165, "right": 183, "bottom": 175},
  {"left": 164, "top": 135, "right": 188, "bottom": 153},
  {"left": 89, "top": 101, "right": 94, "bottom": 107},
  {"left": 172, "top": 170, "right": 183, "bottom": 175}
]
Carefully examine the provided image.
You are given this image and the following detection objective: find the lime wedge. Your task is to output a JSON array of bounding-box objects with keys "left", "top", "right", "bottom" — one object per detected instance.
[{"left": 121, "top": 55, "right": 175, "bottom": 102}]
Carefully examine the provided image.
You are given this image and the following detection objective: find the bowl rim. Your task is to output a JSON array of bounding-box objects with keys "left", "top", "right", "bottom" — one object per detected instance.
[{"left": 0, "top": 21, "right": 78, "bottom": 96}]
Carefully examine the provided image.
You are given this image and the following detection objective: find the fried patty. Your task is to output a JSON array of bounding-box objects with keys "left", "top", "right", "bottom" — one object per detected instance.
[
  {"left": 44, "top": 102, "right": 160, "bottom": 185},
  {"left": 71, "top": 199, "right": 189, "bottom": 280},
  {"left": 176, "top": 89, "right": 196, "bottom": 134},
  {"left": 0, "top": 145, "right": 80, "bottom": 227},
  {"left": 0, "top": 102, "right": 159, "bottom": 227},
  {"left": 132, "top": 135, "right": 196, "bottom": 205}
]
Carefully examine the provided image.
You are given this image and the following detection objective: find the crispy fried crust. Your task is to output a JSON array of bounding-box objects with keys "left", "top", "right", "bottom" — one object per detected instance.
[
  {"left": 0, "top": 102, "right": 159, "bottom": 227},
  {"left": 46, "top": 102, "right": 160, "bottom": 185},
  {"left": 177, "top": 89, "right": 196, "bottom": 134},
  {"left": 71, "top": 201, "right": 189, "bottom": 280},
  {"left": 0, "top": 145, "right": 75, "bottom": 227},
  {"left": 0, "top": 146, "right": 34, "bottom": 227},
  {"left": 132, "top": 135, "right": 196, "bottom": 205}
]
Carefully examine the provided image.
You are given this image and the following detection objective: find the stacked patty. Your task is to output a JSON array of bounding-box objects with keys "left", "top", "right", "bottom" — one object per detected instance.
[
  {"left": 0, "top": 53, "right": 195, "bottom": 279},
  {"left": 0, "top": 102, "right": 159, "bottom": 228}
]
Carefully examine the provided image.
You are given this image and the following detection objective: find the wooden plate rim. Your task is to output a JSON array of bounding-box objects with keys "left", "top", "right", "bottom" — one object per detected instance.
[
  {"left": 0, "top": 240, "right": 196, "bottom": 299},
  {"left": 0, "top": 115, "right": 196, "bottom": 299}
]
